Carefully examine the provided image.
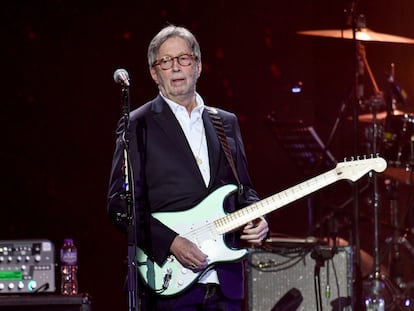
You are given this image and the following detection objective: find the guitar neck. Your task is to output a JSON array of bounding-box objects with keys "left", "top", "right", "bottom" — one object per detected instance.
[{"left": 214, "top": 167, "right": 341, "bottom": 234}]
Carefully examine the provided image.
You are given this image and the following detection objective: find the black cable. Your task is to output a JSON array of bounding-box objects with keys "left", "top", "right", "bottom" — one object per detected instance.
[
  {"left": 33, "top": 282, "right": 50, "bottom": 293},
  {"left": 331, "top": 257, "right": 342, "bottom": 311},
  {"left": 247, "top": 247, "right": 312, "bottom": 274},
  {"left": 314, "top": 263, "right": 322, "bottom": 311}
]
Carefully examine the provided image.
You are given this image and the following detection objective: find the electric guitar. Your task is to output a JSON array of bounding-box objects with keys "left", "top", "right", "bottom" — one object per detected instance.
[{"left": 136, "top": 156, "right": 387, "bottom": 296}]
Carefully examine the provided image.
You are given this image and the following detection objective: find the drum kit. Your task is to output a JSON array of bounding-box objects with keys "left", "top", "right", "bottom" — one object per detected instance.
[{"left": 298, "top": 16, "right": 414, "bottom": 309}]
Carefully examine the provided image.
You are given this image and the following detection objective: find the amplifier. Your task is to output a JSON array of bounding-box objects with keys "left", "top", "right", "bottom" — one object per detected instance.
[
  {"left": 247, "top": 246, "right": 353, "bottom": 311},
  {"left": 0, "top": 239, "right": 55, "bottom": 294}
]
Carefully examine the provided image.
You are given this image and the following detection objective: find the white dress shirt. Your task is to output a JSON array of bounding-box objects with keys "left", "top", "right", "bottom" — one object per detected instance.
[{"left": 161, "top": 92, "right": 219, "bottom": 284}]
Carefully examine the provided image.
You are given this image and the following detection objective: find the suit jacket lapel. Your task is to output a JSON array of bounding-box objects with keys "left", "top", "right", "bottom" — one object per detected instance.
[
  {"left": 151, "top": 97, "right": 187, "bottom": 151},
  {"left": 151, "top": 96, "right": 207, "bottom": 186}
]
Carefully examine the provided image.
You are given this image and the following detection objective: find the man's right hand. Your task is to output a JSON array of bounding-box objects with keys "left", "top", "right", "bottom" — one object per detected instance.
[{"left": 170, "top": 236, "right": 208, "bottom": 271}]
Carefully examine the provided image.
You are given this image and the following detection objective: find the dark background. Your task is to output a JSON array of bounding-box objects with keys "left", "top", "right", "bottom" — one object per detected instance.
[{"left": 2, "top": 1, "right": 414, "bottom": 309}]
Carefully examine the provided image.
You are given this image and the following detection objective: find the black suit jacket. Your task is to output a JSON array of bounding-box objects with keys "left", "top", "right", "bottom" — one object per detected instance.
[{"left": 107, "top": 94, "right": 259, "bottom": 299}]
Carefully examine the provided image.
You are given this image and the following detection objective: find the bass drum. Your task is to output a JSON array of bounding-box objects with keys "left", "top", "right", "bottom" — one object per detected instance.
[{"left": 382, "top": 114, "right": 414, "bottom": 169}]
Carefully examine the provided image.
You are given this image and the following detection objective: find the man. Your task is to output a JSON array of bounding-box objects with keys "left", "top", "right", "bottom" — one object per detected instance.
[{"left": 107, "top": 25, "right": 269, "bottom": 310}]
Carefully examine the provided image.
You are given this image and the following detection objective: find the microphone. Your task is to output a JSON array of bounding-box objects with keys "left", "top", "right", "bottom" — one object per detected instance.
[{"left": 113, "top": 68, "right": 130, "bottom": 86}]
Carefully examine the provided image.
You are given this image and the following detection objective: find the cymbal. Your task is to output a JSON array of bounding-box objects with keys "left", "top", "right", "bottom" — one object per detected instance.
[
  {"left": 348, "top": 110, "right": 406, "bottom": 123},
  {"left": 297, "top": 28, "right": 414, "bottom": 44}
]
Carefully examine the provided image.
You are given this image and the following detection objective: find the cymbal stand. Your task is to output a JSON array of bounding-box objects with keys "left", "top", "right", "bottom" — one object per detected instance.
[
  {"left": 366, "top": 102, "right": 385, "bottom": 308},
  {"left": 358, "top": 41, "right": 414, "bottom": 310},
  {"left": 357, "top": 42, "right": 389, "bottom": 309}
]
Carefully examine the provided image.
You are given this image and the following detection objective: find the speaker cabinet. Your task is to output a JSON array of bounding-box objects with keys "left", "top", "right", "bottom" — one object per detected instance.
[{"left": 247, "top": 246, "right": 353, "bottom": 311}]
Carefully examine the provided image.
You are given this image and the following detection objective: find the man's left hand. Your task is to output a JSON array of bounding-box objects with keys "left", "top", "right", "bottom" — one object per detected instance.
[{"left": 240, "top": 217, "right": 269, "bottom": 245}]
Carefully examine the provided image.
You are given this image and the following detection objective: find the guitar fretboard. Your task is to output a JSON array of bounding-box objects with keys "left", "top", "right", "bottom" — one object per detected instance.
[{"left": 214, "top": 168, "right": 339, "bottom": 234}]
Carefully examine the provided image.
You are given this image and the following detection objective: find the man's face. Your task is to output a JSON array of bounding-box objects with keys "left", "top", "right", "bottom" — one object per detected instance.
[{"left": 150, "top": 37, "right": 201, "bottom": 103}]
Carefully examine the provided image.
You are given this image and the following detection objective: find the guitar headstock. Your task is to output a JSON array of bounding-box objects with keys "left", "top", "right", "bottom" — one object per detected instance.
[{"left": 335, "top": 156, "right": 387, "bottom": 182}]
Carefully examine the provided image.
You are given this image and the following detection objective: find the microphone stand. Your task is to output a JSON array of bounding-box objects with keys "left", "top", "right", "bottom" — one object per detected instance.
[
  {"left": 117, "top": 81, "right": 140, "bottom": 311},
  {"left": 346, "top": 5, "right": 365, "bottom": 309}
]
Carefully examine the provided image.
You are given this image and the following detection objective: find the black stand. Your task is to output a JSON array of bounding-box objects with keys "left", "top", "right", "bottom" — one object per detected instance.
[
  {"left": 117, "top": 82, "right": 140, "bottom": 311},
  {"left": 266, "top": 116, "right": 337, "bottom": 234},
  {"left": 349, "top": 9, "right": 364, "bottom": 310},
  {"left": 348, "top": 11, "right": 388, "bottom": 309},
  {"left": 266, "top": 117, "right": 336, "bottom": 176},
  {"left": 344, "top": 5, "right": 384, "bottom": 309}
]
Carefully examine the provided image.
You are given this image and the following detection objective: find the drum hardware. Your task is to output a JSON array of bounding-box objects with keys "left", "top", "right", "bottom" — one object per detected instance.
[
  {"left": 352, "top": 38, "right": 387, "bottom": 298},
  {"left": 296, "top": 7, "right": 414, "bottom": 307},
  {"left": 360, "top": 67, "right": 414, "bottom": 308},
  {"left": 368, "top": 77, "right": 414, "bottom": 307},
  {"left": 323, "top": 33, "right": 387, "bottom": 308},
  {"left": 325, "top": 33, "right": 390, "bottom": 308},
  {"left": 382, "top": 113, "right": 414, "bottom": 170},
  {"left": 352, "top": 44, "right": 385, "bottom": 308},
  {"left": 347, "top": 32, "right": 414, "bottom": 308}
]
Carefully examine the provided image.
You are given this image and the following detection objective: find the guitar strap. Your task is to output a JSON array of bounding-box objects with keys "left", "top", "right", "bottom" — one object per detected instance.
[{"left": 206, "top": 106, "right": 244, "bottom": 195}]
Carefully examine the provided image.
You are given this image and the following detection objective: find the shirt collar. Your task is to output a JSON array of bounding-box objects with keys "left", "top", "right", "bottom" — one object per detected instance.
[{"left": 160, "top": 92, "right": 205, "bottom": 116}]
